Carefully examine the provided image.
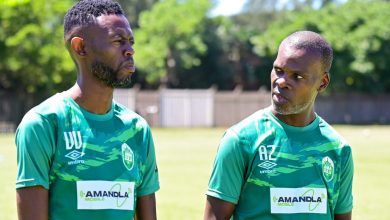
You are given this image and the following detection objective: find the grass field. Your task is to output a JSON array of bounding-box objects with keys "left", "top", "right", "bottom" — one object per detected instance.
[{"left": 1, "top": 126, "right": 389, "bottom": 220}]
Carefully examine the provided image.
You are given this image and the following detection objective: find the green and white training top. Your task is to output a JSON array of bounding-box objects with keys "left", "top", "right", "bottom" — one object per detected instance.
[
  {"left": 207, "top": 107, "right": 353, "bottom": 220},
  {"left": 16, "top": 92, "right": 159, "bottom": 219}
]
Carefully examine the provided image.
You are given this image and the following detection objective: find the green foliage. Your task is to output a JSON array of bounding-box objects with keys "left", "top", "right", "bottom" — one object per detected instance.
[
  {"left": 193, "top": 15, "right": 270, "bottom": 90},
  {"left": 0, "top": 0, "right": 75, "bottom": 94},
  {"left": 2, "top": 0, "right": 390, "bottom": 93},
  {"left": 251, "top": 0, "right": 390, "bottom": 93},
  {"left": 172, "top": 17, "right": 237, "bottom": 89},
  {"left": 134, "top": 0, "right": 211, "bottom": 85},
  {"left": 117, "top": 0, "right": 158, "bottom": 28}
]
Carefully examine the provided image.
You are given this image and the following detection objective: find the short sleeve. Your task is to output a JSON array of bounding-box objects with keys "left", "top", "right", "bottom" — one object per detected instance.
[
  {"left": 334, "top": 146, "right": 354, "bottom": 214},
  {"left": 15, "top": 112, "right": 56, "bottom": 189},
  {"left": 206, "top": 129, "right": 246, "bottom": 204},
  {"left": 137, "top": 126, "right": 160, "bottom": 197}
]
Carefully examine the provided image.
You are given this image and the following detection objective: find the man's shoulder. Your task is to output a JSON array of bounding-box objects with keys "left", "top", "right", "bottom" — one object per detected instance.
[
  {"left": 20, "top": 93, "right": 66, "bottom": 123},
  {"left": 113, "top": 101, "right": 150, "bottom": 129},
  {"left": 229, "top": 107, "right": 273, "bottom": 139},
  {"left": 16, "top": 93, "right": 65, "bottom": 134},
  {"left": 317, "top": 116, "right": 351, "bottom": 150},
  {"left": 30, "top": 93, "right": 66, "bottom": 115}
]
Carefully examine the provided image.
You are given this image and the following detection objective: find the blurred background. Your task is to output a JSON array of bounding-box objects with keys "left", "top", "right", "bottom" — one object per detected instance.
[
  {"left": 1, "top": 0, "right": 390, "bottom": 219},
  {"left": 1, "top": 0, "right": 390, "bottom": 129}
]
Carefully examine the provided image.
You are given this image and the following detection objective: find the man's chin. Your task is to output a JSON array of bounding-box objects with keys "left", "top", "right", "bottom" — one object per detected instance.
[
  {"left": 111, "top": 77, "right": 132, "bottom": 88},
  {"left": 271, "top": 103, "right": 295, "bottom": 115}
]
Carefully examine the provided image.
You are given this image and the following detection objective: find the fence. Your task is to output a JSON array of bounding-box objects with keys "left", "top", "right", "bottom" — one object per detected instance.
[
  {"left": 113, "top": 87, "right": 390, "bottom": 127},
  {"left": 316, "top": 93, "right": 390, "bottom": 124},
  {"left": 1, "top": 88, "right": 390, "bottom": 131}
]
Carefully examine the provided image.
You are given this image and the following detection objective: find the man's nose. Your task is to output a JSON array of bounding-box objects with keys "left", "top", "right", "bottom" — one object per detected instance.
[
  {"left": 275, "top": 76, "right": 290, "bottom": 89},
  {"left": 124, "top": 45, "right": 134, "bottom": 57}
]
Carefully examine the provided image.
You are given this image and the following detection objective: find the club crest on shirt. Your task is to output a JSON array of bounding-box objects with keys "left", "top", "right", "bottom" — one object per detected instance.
[
  {"left": 122, "top": 143, "right": 134, "bottom": 171},
  {"left": 322, "top": 156, "right": 334, "bottom": 182}
]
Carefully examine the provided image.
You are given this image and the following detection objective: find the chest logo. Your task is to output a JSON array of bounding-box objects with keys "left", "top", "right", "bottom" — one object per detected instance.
[
  {"left": 322, "top": 156, "right": 334, "bottom": 182},
  {"left": 270, "top": 187, "right": 327, "bottom": 214},
  {"left": 258, "top": 145, "right": 278, "bottom": 173},
  {"left": 64, "top": 131, "right": 83, "bottom": 150},
  {"left": 77, "top": 180, "right": 135, "bottom": 210},
  {"left": 64, "top": 131, "right": 85, "bottom": 165},
  {"left": 65, "top": 150, "right": 85, "bottom": 161},
  {"left": 122, "top": 143, "right": 134, "bottom": 171}
]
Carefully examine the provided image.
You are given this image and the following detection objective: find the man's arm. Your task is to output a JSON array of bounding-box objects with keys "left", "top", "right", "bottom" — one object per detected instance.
[
  {"left": 16, "top": 186, "right": 48, "bottom": 220},
  {"left": 135, "top": 193, "right": 157, "bottom": 220},
  {"left": 204, "top": 196, "right": 236, "bottom": 220},
  {"left": 335, "top": 212, "right": 352, "bottom": 220}
]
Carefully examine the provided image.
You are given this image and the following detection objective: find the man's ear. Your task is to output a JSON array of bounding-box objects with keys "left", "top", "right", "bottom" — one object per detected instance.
[
  {"left": 318, "top": 72, "right": 330, "bottom": 92},
  {"left": 70, "top": 37, "right": 86, "bottom": 57}
]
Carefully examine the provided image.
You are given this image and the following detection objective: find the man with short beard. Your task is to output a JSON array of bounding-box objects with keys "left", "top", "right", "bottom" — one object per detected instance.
[
  {"left": 15, "top": 1, "right": 159, "bottom": 219},
  {"left": 204, "top": 31, "right": 354, "bottom": 220}
]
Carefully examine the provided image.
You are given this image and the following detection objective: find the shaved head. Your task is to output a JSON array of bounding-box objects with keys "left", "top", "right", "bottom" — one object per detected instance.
[
  {"left": 281, "top": 31, "right": 333, "bottom": 73},
  {"left": 64, "top": 0, "right": 124, "bottom": 42}
]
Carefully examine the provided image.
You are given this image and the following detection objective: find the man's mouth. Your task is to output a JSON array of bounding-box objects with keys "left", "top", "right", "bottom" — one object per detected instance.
[
  {"left": 272, "top": 92, "right": 289, "bottom": 103},
  {"left": 122, "top": 61, "right": 136, "bottom": 73}
]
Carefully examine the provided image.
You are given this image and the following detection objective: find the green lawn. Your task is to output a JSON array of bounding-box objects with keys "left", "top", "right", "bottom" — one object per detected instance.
[{"left": 1, "top": 126, "right": 389, "bottom": 220}]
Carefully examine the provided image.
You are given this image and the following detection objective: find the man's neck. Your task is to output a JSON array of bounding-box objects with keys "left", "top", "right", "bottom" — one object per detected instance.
[
  {"left": 272, "top": 110, "right": 316, "bottom": 127},
  {"left": 67, "top": 81, "right": 113, "bottom": 114}
]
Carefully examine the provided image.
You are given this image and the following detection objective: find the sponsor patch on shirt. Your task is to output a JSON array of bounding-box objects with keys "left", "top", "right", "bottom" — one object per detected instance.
[
  {"left": 270, "top": 187, "right": 327, "bottom": 214},
  {"left": 77, "top": 180, "right": 135, "bottom": 210}
]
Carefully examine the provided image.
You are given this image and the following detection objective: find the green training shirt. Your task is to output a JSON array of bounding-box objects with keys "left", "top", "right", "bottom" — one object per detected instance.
[
  {"left": 16, "top": 92, "right": 159, "bottom": 219},
  {"left": 207, "top": 107, "right": 353, "bottom": 220}
]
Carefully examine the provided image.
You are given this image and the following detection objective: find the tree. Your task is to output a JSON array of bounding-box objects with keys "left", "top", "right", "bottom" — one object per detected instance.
[
  {"left": 251, "top": 0, "right": 390, "bottom": 93},
  {"left": 0, "top": 0, "right": 161, "bottom": 94},
  {"left": 117, "top": 0, "right": 158, "bottom": 28},
  {"left": 0, "top": 0, "right": 75, "bottom": 95},
  {"left": 134, "top": 0, "right": 211, "bottom": 87}
]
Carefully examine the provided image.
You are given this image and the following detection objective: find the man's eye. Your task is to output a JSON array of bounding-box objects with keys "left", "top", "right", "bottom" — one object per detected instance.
[
  {"left": 114, "top": 39, "right": 124, "bottom": 44},
  {"left": 295, "top": 74, "right": 304, "bottom": 79},
  {"left": 274, "top": 68, "right": 282, "bottom": 73}
]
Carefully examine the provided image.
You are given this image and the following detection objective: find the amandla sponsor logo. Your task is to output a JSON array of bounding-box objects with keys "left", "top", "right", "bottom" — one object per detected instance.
[
  {"left": 79, "top": 189, "right": 130, "bottom": 202},
  {"left": 272, "top": 192, "right": 325, "bottom": 208},
  {"left": 270, "top": 188, "right": 327, "bottom": 214},
  {"left": 77, "top": 181, "right": 135, "bottom": 210}
]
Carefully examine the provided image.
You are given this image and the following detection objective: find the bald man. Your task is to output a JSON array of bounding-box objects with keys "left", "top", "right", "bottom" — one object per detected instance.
[{"left": 204, "top": 31, "right": 353, "bottom": 220}]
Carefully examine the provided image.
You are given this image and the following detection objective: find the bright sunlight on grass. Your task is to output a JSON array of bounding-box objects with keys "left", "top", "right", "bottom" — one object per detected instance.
[{"left": 0, "top": 126, "right": 389, "bottom": 220}]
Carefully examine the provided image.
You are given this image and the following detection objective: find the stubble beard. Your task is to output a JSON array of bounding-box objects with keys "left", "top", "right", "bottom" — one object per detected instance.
[
  {"left": 91, "top": 60, "right": 132, "bottom": 88},
  {"left": 271, "top": 94, "right": 316, "bottom": 115}
]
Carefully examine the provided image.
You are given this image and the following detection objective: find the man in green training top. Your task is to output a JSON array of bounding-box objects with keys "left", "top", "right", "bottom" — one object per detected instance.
[
  {"left": 204, "top": 31, "right": 353, "bottom": 220},
  {"left": 15, "top": 0, "right": 159, "bottom": 219}
]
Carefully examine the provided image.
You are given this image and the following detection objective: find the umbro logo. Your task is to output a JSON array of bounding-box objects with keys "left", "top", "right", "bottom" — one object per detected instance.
[
  {"left": 65, "top": 150, "right": 85, "bottom": 160},
  {"left": 64, "top": 131, "right": 85, "bottom": 165},
  {"left": 258, "top": 161, "right": 277, "bottom": 170},
  {"left": 258, "top": 145, "right": 278, "bottom": 174}
]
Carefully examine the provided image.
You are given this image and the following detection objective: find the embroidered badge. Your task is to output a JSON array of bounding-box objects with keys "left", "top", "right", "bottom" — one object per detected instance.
[
  {"left": 122, "top": 143, "right": 134, "bottom": 171},
  {"left": 322, "top": 156, "right": 334, "bottom": 182}
]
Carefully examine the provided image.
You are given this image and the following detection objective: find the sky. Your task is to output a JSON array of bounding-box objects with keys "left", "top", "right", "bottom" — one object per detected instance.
[
  {"left": 210, "top": 0, "right": 348, "bottom": 16},
  {"left": 210, "top": 0, "right": 247, "bottom": 16}
]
